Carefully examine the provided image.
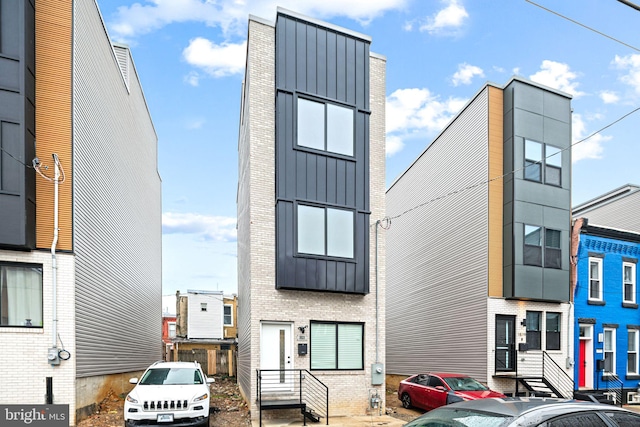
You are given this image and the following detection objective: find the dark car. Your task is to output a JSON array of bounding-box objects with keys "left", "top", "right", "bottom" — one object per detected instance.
[
  {"left": 403, "top": 397, "right": 640, "bottom": 427},
  {"left": 398, "top": 373, "right": 506, "bottom": 411}
]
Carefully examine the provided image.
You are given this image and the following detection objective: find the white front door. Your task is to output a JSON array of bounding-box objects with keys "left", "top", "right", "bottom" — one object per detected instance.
[{"left": 260, "top": 322, "right": 294, "bottom": 392}]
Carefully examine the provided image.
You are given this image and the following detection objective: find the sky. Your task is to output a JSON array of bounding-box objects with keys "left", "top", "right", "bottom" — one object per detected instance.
[{"left": 95, "top": 0, "right": 640, "bottom": 298}]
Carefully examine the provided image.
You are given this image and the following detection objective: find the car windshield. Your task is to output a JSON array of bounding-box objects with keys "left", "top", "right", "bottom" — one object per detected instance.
[
  {"left": 443, "top": 377, "right": 489, "bottom": 391},
  {"left": 404, "top": 408, "right": 511, "bottom": 427},
  {"left": 139, "top": 368, "right": 203, "bottom": 385}
]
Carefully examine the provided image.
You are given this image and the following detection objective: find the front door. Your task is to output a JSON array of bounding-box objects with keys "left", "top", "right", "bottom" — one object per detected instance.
[
  {"left": 496, "top": 315, "right": 516, "bottom": 372},
  {"left": 578, "top": 324, "right": 594, "bottom": 389},
  {"left": 260, "top": 322, "right": 293, "bottom": 392}
]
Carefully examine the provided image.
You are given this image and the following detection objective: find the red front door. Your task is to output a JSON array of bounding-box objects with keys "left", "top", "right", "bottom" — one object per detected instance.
[{"left": 579, "top": 340, "right": 586, "bottom": 388}]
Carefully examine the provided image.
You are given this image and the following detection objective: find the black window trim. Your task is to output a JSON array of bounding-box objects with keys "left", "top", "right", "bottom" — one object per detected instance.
[
  {"left": 523, "top": 224, "right": 562, "bottom": 269},
  {"left": 294, "top": 93, "right": 357, "bottom": 160},
  {"left": 294, "top": 201, "right": 357, "bottom": 262},
  {"left": 310, "top": 320, "right": 364, "bottom": 371}
]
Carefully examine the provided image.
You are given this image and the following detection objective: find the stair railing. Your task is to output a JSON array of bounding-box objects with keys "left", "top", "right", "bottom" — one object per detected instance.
[
  {"left": 542, "top": 351, "right": 575, "bottom": 399},
  {"left": 599, "top": 371, "right": 623, "bottom": 407}
]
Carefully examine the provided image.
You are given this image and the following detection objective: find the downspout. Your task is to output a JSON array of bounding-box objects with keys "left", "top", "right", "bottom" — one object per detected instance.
[
  {"left": 51, "top": 153, "right": 60, "bottom": 350},
  {"left": 568, "top": 217, "right": 586, "bottom": 371},
  {"left": 375, "top": 220, "right": 379, "bottom": 364}
]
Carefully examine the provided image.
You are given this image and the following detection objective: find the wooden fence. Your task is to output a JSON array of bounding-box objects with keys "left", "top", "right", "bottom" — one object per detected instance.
[{"left": 176, "top": 348, "right": 236, "bottom": 377}]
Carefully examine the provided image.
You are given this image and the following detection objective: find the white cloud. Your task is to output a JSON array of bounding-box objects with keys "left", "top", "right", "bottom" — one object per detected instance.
[
  {"left": 599, "top": 90, "right": 619, "bottom": 104},
  {"left": 572, "top": 113, "right": 611, "bottom": 163},
  {"left": 185, "top": 117, "right": 206, "bottom": 130},
  {"left": 451, "top": 63, "right": 484, "bottom": 86},
  {"left": 183, "top": 38, "right": 246, "bottom": 78},
  {"left": 419, "top": 0, "right": 468, "bottom": 35},
  {"left": 529, "top": 60, "right": 585, "bottom": 98},
  {"left": 184, "top": 71, "right": 201, "bottom": 86},
  {"left": 613, "top": 53, "right": 640, "bottom": 94},
  {"left": 107, "top": 0, "right": 407, "bottom": 41},
  {"left": 162, "top": 212, "right": 237, "bottom": 242},
  {"left": 386, "top": 87, "right": 467, "bottom": 156},
  {"left": 386, "top": 135, "right": 404, "bottom": 156}
]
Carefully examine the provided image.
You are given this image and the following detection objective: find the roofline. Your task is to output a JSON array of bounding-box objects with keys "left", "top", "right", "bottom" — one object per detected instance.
[
  {"left": 277, "top": 7, "right": 372, "bottom": 42},
  {"left": 387, "top": 76, "right": 572, "bottom": 192},
  {"left": 579, "top": 220, "right": 640, "bottom": 243},
  {"left": 572, "top": 183, "right": 640, "bottom": 214}
]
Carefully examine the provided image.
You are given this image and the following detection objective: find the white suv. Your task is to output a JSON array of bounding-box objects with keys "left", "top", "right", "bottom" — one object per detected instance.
[{"left": 124, "top": 361, "right": 214, "bottom": 427}]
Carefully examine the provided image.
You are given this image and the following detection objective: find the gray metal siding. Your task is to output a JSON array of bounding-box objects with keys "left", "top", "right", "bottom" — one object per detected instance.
[
  {"left": 503, "top": 80, "right": 571, "bottom": 301},
  {"left": 274, "top": 13, "right": 370, "bottom": 294},
  {"left": 0, "top": 0, "right": 36, "bottom": 249},
  {"left": 574, "top": 191, "right": 640, "bottom": 233},
  {"left": 73, "top": 0, "right": 161, "bottom": 377},
  {"left": 386, "top": 88, "right": 490, "bottom": 381}
]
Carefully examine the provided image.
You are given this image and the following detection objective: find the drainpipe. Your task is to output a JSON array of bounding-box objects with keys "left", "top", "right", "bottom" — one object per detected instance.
[
  {"left": 51, "top": 154, "right": 60, "bottom": 350},
  {"left": 375, "top": 220, "right": 379, "bottom": 364}
]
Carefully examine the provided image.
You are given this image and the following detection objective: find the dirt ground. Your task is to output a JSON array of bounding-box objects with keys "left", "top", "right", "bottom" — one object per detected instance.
[
  {"left": 77, "top": 375, "right": 251, "bottom": 427},
  {"left": 76, "top": 377, "right": 418, "bottom": 427}
]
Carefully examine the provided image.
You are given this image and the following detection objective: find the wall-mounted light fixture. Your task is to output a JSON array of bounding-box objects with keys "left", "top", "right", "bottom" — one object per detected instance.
[
  {"left": 298, "top": 325, "right": 308, "bottom": 334},
  {"left": 520, "top": 319, "right": 527, "bottom": 327}
]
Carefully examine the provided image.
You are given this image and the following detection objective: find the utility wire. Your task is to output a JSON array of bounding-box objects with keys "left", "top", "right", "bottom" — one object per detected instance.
[
  {"left": 525, "top": 0, "right": 640, "bottom": 53},
  {"left": 0, "top": 146, "right": 34, "bottom": 169},
  {"left": 379, "top": 105, "right": 640, "bottom": 227}
]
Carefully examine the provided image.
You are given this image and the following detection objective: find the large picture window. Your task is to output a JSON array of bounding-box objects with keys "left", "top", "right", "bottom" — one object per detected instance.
[
  {"left": 589, "top": 258, "right": 603, "bottom": 302},
  {"left": 524, "top": 225, "right": 561, "bottom": 269},
  {"left": 0, "top": 263, "right": 43, "bottom": 327},
  {"left": 310, "top": 321, "right": 363, "bottom": 370},
  {"left": 524, "top": 139, "right": 562, "bottom": 186},
  {"left": 297, "top": 98, "right": 354, "bottom": 156},
  {"left": 623, "top": 262, "right": 636, "bottom": 304},
  {"left": 297, "top": 205, "right": 354, "bottom": 259}
]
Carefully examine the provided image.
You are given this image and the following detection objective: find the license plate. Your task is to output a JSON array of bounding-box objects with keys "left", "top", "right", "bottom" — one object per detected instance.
[{"left": 157, "top": 414, "right": 174, "bottom": 423}]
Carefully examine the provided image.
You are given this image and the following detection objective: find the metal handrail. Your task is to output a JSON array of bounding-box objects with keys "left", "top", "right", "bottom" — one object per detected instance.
[
  {"left": 542, "top": 351, "right": 575, "bottom": 399},
  {"left": 257, "top": 369, "right": 329, "bottom": 425},
  {"left": 600, "top": 371, "right": 624, "bottom": 407}
]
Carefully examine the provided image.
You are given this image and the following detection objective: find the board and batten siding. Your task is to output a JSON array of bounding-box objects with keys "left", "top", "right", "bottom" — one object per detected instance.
[
  {"left": 73, "top": 0, "right": 161, "bottom": 377},
  {"left": 386, "top": 87, "right": 491, "bottom": 382}
]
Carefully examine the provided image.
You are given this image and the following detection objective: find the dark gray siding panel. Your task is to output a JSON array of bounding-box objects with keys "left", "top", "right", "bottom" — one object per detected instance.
[
  {"left": 0, "top": 0, "right": 36, "bottom": 249},
  {"left": 274, "top": 13, "right": 370, "bottom": 294}
]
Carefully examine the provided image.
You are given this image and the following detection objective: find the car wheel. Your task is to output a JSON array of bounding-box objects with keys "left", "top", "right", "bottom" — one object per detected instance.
[{"left": 401, "top": 393, "right": 412, "bottom": 409}]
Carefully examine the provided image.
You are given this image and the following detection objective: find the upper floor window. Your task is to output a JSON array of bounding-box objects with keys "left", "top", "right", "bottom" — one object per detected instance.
[
  {"left": 589, "top": 257, "right": 603, "bottom": 302},
  {"left": 310, "top": 321, "right": 363, "bottom": 370},
  {"left": 524, "top": 225, "right": 561, "bottom": 269},
  {"left": 0, "top": 263, "right": 43, "bottom": 327},
  {"left": 524, "top": 139, "right": 562, "bottom": 186},
  {"left": 297, "top": 204, "right": 354, "bottom": 259},
  {"left": 223, "top": 305, "right": 233, "bottom": 326},
  {"left": 168, "top": 322, "right": 176, "bottom": 338},
  {"left": 200, "top": 303, "right": 207, "bottom": 312},
  {"left": 546, "top": 312, "right": 561, "bottom": 351},
  {"left": 297, "top": 98, "right": 354, "bottom": 157},
  {"left": 623, "top": 262, "right": 636, "bottom": 304}
]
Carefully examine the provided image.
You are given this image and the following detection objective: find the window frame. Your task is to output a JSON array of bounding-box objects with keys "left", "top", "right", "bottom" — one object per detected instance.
[
  {"left": 168, "top": 321, "right": 176, "bottom": 338},
  {"left": 604, "top": 328, "right": 616, "bottom": 373},
  {"left": 589, "top": 257, "right": 603, "bottom": 302},
  {"left": 623, "top": 262, "right": 636, "bottom": 304},
  {"left": 296, "top": 203, "right": 355, "bottom": 260},
  {"left": 526, "top": 311, "right": 542, "bottom": 350},
  {"left": 545, "top": 312, "right": 561, "bottom": 351},
  {"left": 200, "top": 303, "right": 207, "bottom": 312},
  {"left": 523, "top": 139, "right": 562, "bottom": 187},
  {"left": 310, "top": 321, "right": 364, "bottom": 371},
  {"left": 523, "top": 225, "right": 562, "bottom": 269},
  {"left": 296, "top": 96, "right": 355, "bottom": 158},
  {"left": 0, "top": 262, "right": 44, "bottom": 328},
  {"left": 628, "top": 329, "right": 639, "bottom": 376},
  {"left": 223, "top": 304, "right": 233, "bottom": 326}
]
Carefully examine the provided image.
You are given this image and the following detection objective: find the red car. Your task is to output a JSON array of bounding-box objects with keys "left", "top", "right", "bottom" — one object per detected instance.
[{"left": 398, "top": 372, "right": 506, "bottom": 411}]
